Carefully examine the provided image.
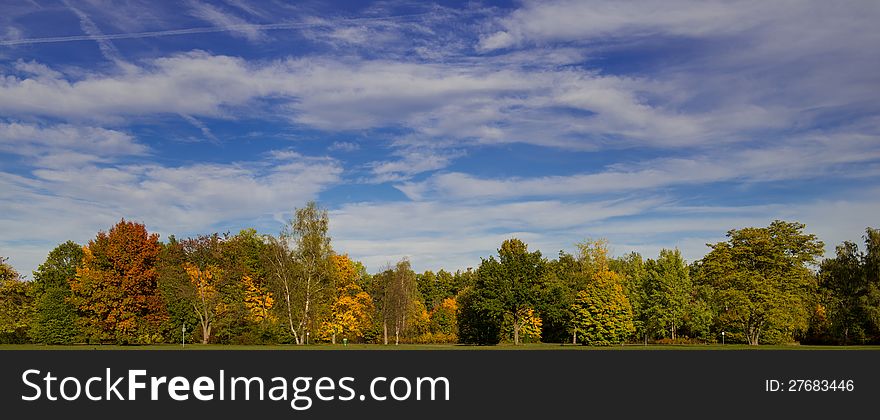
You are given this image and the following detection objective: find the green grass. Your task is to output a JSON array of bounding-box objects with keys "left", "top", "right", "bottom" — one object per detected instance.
[{"left": 1, "top": 343, "right": 878, "bottom": 350}]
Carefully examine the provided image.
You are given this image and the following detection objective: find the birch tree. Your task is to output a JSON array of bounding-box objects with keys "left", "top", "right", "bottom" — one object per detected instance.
[
  {"left": 268, "top": 202, "right": 334, "bottom": 345},
  {"left": 385, "top": 259, "right": 417, "bottom": 345}
]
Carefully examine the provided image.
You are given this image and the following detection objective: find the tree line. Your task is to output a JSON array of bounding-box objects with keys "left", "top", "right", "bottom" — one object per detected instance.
[{"left": 1, "top": 203, "right": 878, "bottom": 346}]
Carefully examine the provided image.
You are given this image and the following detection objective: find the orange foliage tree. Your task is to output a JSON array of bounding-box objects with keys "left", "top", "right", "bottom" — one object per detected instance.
[{"left": 69, "top": 220, "right": 167, "bottom": 344}]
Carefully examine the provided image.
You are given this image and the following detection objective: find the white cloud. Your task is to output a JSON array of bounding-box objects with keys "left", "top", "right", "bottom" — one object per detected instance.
[
  {"left": 0, "top": 52, "right": 762, "bottom": 149},
  {"left": 0, "top": 147, "right": 342, "bottom": 276},
  {"left": 0, "top": 122, "right": 148, "bottom": 165},
  {"left": 328, "top": 141, "right": 360, "bottom": 152},
  {"left": 329, "top": 195, "right": 880, "bottom": 273},
  {"left": 396, "top": 132, "right": 880, "bottom": 201},
  {"left": 329, "top": 198, "right": 662, "bottom": 272},
  {"left": 477, "top": 0, "right": 877, "bottom": 52},
  {"left": 366, "top": 148, "right": 463, "bottom": 183}
]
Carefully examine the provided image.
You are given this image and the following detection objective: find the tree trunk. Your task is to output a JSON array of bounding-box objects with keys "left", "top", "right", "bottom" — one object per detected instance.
[
  {"left": 300, "top": 273, "right": 312, "bottom": 345},
  {"left": 748, "top": 326, "right": 760, "bottom": 345},
  {"left": 395, "top": 321, "right": 400, "bottom": 345},
  {"left": 572, "top": 329, "right": 577, "bottom": 345},
  {"left": 201, "top": 323, "right": 210, "bottom": 344},
  {"left": 383, "top": 320, "right": 388, "bottom": 345},
  {"left": 282, "top": 278, "right": 299, "bottom": 344},
  {"left": 513, "top": 320, "right": 520, "bottom": 345},
  {"left": 332, "top": 332, "right": 336, "bottom": 345}
]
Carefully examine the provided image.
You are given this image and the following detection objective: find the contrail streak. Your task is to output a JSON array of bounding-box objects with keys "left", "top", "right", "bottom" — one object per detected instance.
[{"left": 0, "top": 13, "right": 430, "bottom": 47}]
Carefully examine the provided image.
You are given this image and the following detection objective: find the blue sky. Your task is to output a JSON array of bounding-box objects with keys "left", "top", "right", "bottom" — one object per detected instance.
[{"left": 1, "top": 0, "right": 879, "bottom": 277}]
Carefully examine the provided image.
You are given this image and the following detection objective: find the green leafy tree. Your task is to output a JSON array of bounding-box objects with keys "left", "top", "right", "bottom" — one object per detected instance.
[
  {"left": 644, "top": 249, "right": 692, "bottom": 340},
  {"left": 535, "top": 251, "right": 589, "bottom": 344},
  {"left": 611, "top": 252, "right": 648, "bottom": 342},
  {"left": 696, "top": 220, "right": 823, "bottom": 345},
  {"left": 417, "top": 270, "right": 457, "bottom": 311},
  {"left": 473, "top": 239, "right": 546, "bottom": 344},
  {"left": 29, "top": 241, "right": 84, "bottom": 344},
  {"left": 457, "top": 239, "right": 546, "bottom": 344},
  {"left": 816, "top": 228, "right": 880, "bottom": 344},
  {"left": 217, "top": 229, "right": 274, "bottom": 344},
  {"left": 156, "top": 236, "right": 200, "bottom": 344},
  {"left": 456, "top": 285, "right": 502, "bottom": 345},
  {"left": 865, "top": 228, "right": 880, "bottom": 339}
]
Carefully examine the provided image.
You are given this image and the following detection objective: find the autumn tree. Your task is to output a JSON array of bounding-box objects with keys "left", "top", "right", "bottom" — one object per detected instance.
[
  {"left": 29, "top": 241, "right": 83, "bottom": 344},
  {"left": 0, "top": 257, "right": 33, "bottom": 343},
  {"left": 570, "top": 241, "right": 634, "bottom": 345},
  {"left": 321, "top": 283, "right": 374, "bottom": 343},
  {"left": 695, "top": 220, "right": 823, "bottom": 345},
  {"left": 429, "top": 297, "right": 459, "bottom": 340},
  {"left": 268, "top": 202, "right": 334, "bottom": 345},
  {"left": 508, "top": 307, "right": 542, "bottom": 343},
  {"left": 185, "top": 263, "right": 222, "bottom": 343},
  {"left": 243, "top": 274, "right": 275, "bottom": 324},
  {"left": 69, "top": 220, "right": 167, "bottom": 344},
  {"left": 321, "top": 254, "right": 373, "bottom": 343}
]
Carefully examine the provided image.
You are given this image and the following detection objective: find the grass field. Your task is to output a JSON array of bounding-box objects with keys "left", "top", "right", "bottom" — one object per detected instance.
[{"left": 1, "top": 343, "right": 877, "bottom": 350}]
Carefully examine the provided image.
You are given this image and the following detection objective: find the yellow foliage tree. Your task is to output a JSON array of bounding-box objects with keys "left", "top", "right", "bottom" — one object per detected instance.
[
  {"left": 331, "top": 254, "right": 357, "bottom": 286},
  {"left": 243, "top": 275, "right": 275, "bottom": 324},
  {"left": 184, "top": 263, "right": 223, "bottom": 344},
  {"left": 321, "top": 283, "right": 374, "bottom": 343},
  {"left": 516, "top": 307, "right": 543, "bottom": 342}
]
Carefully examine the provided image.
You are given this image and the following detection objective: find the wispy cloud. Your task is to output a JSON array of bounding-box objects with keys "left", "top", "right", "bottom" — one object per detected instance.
[
  {"left": 330, "top": 195, "right": 880, "bottom": 272},
  {"left": 0, "top": 121, "right": 148, "bottom": 166},
  {"left": 0, "top": 145, "right": 343, "bottom": 275},
  {"left": 180, "top": 114, "right": 219, "bottom": 143},
  {"left": 396, "top": 131, "right": 880, "bottom": 201},
  {"left": 328, "top": 141, "right": 360, "bottom": 152},
  {"left": 61, "top": 0, "right": 133, "bottom": 70},
  {"left": 188, "top": 0, "right": 266, "bottom": 42},
  {"left": 0, "top": 52, "right": 778, "bottom": 150},
  {"left": 366, "top": 148, "right": 464, "bottom": 183}
]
